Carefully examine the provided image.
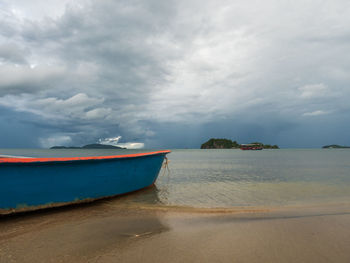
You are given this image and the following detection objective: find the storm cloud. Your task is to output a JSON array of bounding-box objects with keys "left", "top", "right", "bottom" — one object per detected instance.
[{"left": 0, "top": 0, "right": 350, "bottom": 148}]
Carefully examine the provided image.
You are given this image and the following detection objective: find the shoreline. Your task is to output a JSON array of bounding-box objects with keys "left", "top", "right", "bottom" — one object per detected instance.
[
  {"left": 2, "top": 195, "right": 350, "bottom": 221},
  {"left": 1, "top": 201, "right": 350, "bottom": 262}
]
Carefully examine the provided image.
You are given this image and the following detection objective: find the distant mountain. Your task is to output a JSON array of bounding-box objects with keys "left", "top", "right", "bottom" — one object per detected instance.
[
  {"left": 322, "top": 144, "right": 350, "bottom": 149},
  {"left": 50, "top": 146, "right": 81, "bottom": 149},
  {"left": 50, "top": 144, "right": 125, "bottom": 149}
]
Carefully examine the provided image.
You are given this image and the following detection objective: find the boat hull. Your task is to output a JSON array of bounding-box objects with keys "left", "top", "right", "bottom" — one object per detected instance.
[{"left": 0, "top": 151, "right": 169, "bottom": 214}]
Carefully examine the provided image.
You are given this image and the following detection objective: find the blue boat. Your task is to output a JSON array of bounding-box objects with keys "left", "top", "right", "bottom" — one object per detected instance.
[{"left": 0, "top": 150, "right": 170, "bottom": 215}]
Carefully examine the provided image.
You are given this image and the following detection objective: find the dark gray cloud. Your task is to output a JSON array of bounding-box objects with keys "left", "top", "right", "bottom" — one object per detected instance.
[
  {"left": 0, "top": 0, "right": 350, "bottom": 148},
  {"left": 0, "top": 42, "right": 29, "bottom": 64}
]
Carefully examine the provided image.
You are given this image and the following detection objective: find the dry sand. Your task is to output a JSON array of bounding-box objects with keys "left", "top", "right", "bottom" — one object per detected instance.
[{"left": 1, "top": 201, "right": 350, "bottom": 263}]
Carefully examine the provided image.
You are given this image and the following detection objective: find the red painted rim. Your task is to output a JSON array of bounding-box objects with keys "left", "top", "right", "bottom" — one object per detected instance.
[{"left": 0, "top": 150, "right": 171, "bottom": 164}]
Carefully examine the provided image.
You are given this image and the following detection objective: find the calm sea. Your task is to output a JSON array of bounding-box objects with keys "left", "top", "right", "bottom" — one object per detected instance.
[{"left": 1, "top": 148, "right": 350, "bottom": 208}]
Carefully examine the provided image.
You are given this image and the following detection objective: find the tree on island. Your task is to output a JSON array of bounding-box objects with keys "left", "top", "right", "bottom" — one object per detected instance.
[
  {"left": 250, "top": 142, "right": 279, "bottom": 149},
  {"left": 200, "top": 138, "right": 240, "bottom": 149}
]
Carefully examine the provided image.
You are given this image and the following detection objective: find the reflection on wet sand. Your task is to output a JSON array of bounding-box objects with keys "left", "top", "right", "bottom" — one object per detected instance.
[
  {"left": 0, "top": 189, "right": 170, "bottom": 263},
  {"left": 104, "top": 184, "right": 165, "bottom": 207},
  {"left": 1, "top": 187, "right": 350, "bottom": 263}
]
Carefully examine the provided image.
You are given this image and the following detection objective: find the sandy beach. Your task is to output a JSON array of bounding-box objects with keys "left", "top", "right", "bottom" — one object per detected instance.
[{"left": 1, "top": 200, "right": 350, "bottom": 263}]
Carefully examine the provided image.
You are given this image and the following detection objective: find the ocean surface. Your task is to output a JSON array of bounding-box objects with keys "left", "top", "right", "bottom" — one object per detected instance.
[{"left": 1, "top": 148, "right": 350, "bottom": 208}]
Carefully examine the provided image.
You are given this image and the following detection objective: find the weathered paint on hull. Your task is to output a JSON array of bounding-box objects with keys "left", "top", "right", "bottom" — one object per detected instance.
[{"left": 0, "top": 151, "right": 170, "bottom": 215}]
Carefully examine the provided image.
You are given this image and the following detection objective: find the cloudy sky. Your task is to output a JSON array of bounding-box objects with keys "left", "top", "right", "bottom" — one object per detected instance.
[{"left": 0, "top": 0, "right": 349, "bottom": 149}]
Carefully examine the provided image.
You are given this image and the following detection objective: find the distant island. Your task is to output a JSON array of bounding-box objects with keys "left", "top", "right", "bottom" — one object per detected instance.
[
  {"left": 200, "top": 138, "right": 279, "bottom": 149},
  {"left": 322, "top": 144, "right": 350, "bottom": 149},
  {"left": 50, "top": 144, "right": 125, "bottom": 149}
]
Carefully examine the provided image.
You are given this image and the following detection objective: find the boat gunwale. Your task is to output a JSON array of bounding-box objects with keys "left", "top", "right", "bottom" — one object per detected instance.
[{"left": 0, "top": 150, "right": 171, "bottom": 164}]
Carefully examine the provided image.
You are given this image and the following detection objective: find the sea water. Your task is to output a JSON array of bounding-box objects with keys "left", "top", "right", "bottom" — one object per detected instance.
[
  {"left": 155, "top": 149, "right": 350, "bottom": 207},
  {"left": 1, "top": 148, "right": 350, "bottom": 208}
]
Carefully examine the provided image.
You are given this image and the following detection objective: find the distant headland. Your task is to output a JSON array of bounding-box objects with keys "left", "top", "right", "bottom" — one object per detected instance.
[
  {"left": 322, "top": 144, "right": 350, "bottom": 149},
  {"left": 50, "top": 144, "right": 125, "bottom": 149},
  {"left": 200, "top": 138, "right": 279, "bottom": 149}
]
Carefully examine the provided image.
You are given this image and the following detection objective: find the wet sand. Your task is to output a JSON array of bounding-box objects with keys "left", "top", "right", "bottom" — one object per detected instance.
[{"left": 1, "top": 201, "right": 350, "bottom": 263}]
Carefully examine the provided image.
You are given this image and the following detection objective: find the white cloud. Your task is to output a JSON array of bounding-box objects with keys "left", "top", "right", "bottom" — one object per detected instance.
[
  {"left": 302, "top": 110, "right": 329, "bottom": 117},
  {"left": 298, "top": 83, "right": 329, "bottom": 99},
  {"left": 0, "top": 93, "right": 111, "bottom": 124},
  {"left": 98, "top": 136, "right": 122, "bottom": 145},
  {"left": 41, "top": 93, "right": 102, "bottom": 110},
  {"left": 98, "top": 136, "right": 144, "bottom": 149},
  {"left": 115, "top": 142, "right": 145, "bottom": 149},
  {"left": 0, "top": 64, "right": 66, "bottom": 94},
  {"left": 2, "top": 0, "right": 78, "bottom": 20},
  {"left": 84, "top": 107, "right": 112, "bottom": 120}
]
